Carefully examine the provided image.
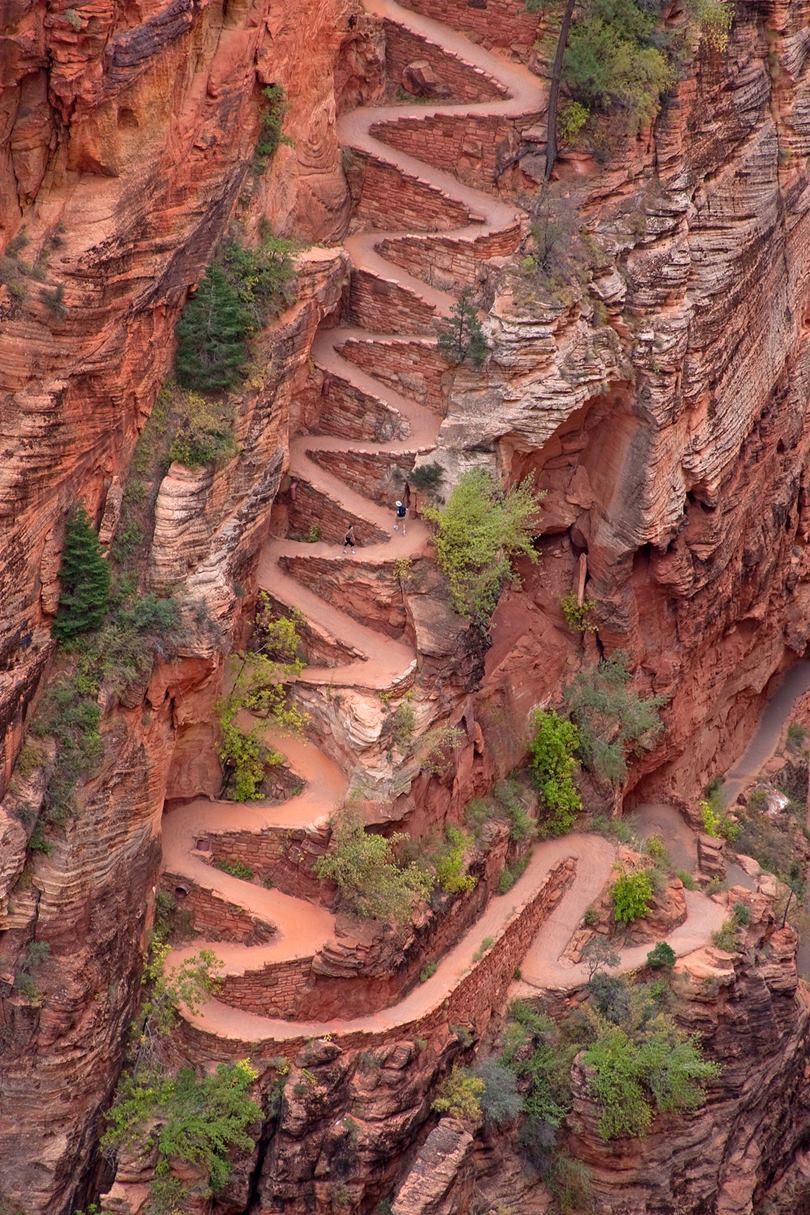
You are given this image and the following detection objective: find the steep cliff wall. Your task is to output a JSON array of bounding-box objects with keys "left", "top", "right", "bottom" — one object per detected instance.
[
  {"left": 0, "top": 0, "right": 359, "bottom": 787},
  {"left": 0, "top": 2, "right": 366, "bottom": 1210},
  {"left": 434, "top": 0, "right": 810, "bottom": 810},
  {"left": 4, "top": 0, "right": 810, "bottom": 1212}
]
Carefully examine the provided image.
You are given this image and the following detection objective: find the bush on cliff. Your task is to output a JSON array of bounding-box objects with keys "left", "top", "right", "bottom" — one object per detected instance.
[
  {"left": 424, "top": 469, "right": 542, "bottom": 625},
  {"left": 564, "top": 651, "right": 666, "bottom": 787},
  {"left": 528, "top": 709, "right": 582, "bottom": 835},
  {"left": 218, "top": 598, "right": 306, "bottom": 800},
  {"left": 611, "top": 870, "right": 654, "bottom": 924},
  {"left": 583, "top": 1011, "right": 719, "bottom": 1140},
  {"left": 314, "top": 810, "right": 433, "bottom": 925},
  {"left": 474, "top": 1057, "right": 523, "bottom": 1127},
  {"left": 175, "top": 234, "right": 295, "bottom": 394},
  {"left": 52, "top": 506, "right": 111, "bottom": 643},
  {"left": 436, "top": 289, "right": 489, "bottom": 367},
  {"left": 432, "top": 1067, "right": 485, "bottom": 1122},
  {"left": 103, "top": 1061, "right": 261, "bottom": 1198},
  {"left": 563, "top": 0, "right": 675, "bottom": 135}
]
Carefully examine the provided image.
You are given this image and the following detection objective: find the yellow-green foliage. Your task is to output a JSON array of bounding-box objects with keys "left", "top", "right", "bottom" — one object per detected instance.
[
  {"left": 218, "top": 597, "right": 305, "bottom": 800},
  {"left": 688, "top": 0, "right": 732, "bottom": 51},
  {"left": 436, "top": 825, "right": 477, "bottom": 895},
  {"left": 528, "top": 709, "right": 582, "bottom": 835},
  {"left": 424, "top": 470, "right": 542, "bottom": 624},
  {"left": 314, "top": 810, "right": 433, "bottom": 925},
  {"left": 432, "top": 1067, "right": 485, "bottom": 1121},
  {"left": 560, "top": 592, "right": 597, "bottom": 632}
]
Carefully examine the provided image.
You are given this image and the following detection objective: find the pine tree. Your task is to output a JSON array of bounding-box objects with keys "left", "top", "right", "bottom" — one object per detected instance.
[
  {"left": 174, "top": 264, "right": 252, "bottom": 393},
  {"left": 437, "top": 289, "right": 489, "bottom": 367},
  {"left": 52, "top": 507, "right": 111, "bottom": 643}
]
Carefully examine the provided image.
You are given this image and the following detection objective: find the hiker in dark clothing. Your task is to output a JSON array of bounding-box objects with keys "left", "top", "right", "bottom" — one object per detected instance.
[
  {"left": 343, "top": 525, "right": 356, "bottom": 552},
  {"left": 393, "top": 499, "right": 407, "bottom": 535}
]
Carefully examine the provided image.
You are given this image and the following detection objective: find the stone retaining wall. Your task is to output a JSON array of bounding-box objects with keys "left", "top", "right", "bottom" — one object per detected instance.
[
  {"left": 179, "top": 857, "right": 575, "bottom": 1061},
  {"left": 384, "top": 20, "right": 506, "bottom": 102}
]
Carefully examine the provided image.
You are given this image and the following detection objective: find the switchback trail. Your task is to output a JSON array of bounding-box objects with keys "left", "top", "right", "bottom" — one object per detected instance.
[{"left": 162, "top": 0, "right": 724, "bottom": 1046}]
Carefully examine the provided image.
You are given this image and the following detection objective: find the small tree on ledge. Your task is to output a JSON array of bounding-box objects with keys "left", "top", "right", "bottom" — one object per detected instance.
[
  {"left": 52, "top": 506, "right": 111, "bottom": 643},
  {"left": 437, "top": 289, "right": 489, "bottom": 367}
]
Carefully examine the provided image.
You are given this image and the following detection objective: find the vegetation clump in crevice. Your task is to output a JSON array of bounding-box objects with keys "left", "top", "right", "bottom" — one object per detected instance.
[
  {"left": 528, "top": 709, "right": 582, "bottom": 836},
  {"left": 101, "top": 932, "right": 260, "bottom": 1211},
  {"left": 494, "top": 968, "right": 718, "bottom": 1176},
  {"left": 564, "top": 651, "right": 666, "bottom": 788},
  {"left": 436, "top": 289, "right": 489, "bottom": 367},
  {"left": 424, "top": 469, "right": 543, "bottom": 625},
  {"left": 253, "top": 84, "right": 293, "bottom": 172},
  {"left": 175, "top": 233, "right": 295, "bottom": 395}
]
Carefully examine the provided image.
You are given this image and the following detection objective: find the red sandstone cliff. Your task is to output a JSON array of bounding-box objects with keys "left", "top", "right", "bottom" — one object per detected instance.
[{"left": 3, "top": 0, "right": 810, "bottom": 1213}]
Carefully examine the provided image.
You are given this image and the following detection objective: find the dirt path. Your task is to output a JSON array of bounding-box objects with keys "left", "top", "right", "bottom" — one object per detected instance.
[
  {"left": 162, "top": 0, "right": 725, "bottom": 1043},
  {"left": 720, "top": 660, "right": 810, "bottom": 807}
]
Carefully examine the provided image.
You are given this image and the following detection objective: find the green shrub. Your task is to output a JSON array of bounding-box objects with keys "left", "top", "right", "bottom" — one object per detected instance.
[
  {"left": 254, "top": 84, "right": 293, "bottom": 170},
  {"left": 168, "top": 390, "right": 237, "bottom": 469},
  {"left": 175, "top": 235, "right": 294, "bottom": 394},
  {"left": 388, "top": 698, "right": 416, "bottom": 749},
  {"left": 523, "top": 188, "right": 592, "bottom": 299},
  {"left": 731, "top": 900, "right": 751, "bottom": 927},
  {"left": 431, "top": 1067, "right": 485, "bottom": 1121},
  {"left": 582, "top": 935, "right": 620, "bottom": 980},
  {"left": 711, "top": 921, "right": 737, "bottom": 952},
  {"left": 436, "top": 289, "right": 488, "bottom": 367},
  {"left": 612, "top": 871, "right": 654, "bottom": 924},
  {"left": 558, "top": 99, "right": 590, "bottom": 144},
  {"left": 103, "top": 1060, "right": 260, "bottom": 1194},
  {"left": 699, "top": 798, "right": 739, "bottom": 842},
  {"left": 473, "top": 935, "right": 495, "bottom": 961},
  {"left": 409, "top": 462, "right": 444, "bottom": 493},
  {"left": 436, "top": 825, "right": 476, "bottom": 895},
  {"left": 564, "top": 652, "right": 665, "bottom": 786},
  {"left": 419, "top": 961, "right": 437, "bottom": 983},
  {"left": 501, "top": 1004, "right": 574, "bottom": 1128},
  {"left": 52, "top": 507, "right": 111, "bottom": 643},
  {"left": 474, "top": 1057, "right": 522, "bottom": 1126},
  {"left": 527, "top": 709, "right": 582, "bottom": 834},
  {"left": 464, "top": 797, "right": 492, "bottom": 836},
  {"left": 646, "top": 942, "right": 676, "bottom": 970},
  {"left": 560, "top": 592, "right": 597, "bottom": 632},
  {"left": 497, "top": 854, "right": 530, "bottom": 894},
  {"left": 32, "top": 676, "right": 103, "bottom": 824},
  {"left": 787, "top": 721, "right": 807, "bottom": 752},
  {"left": 643, "top": 834, "right": 669, "bottom": 865},
  {"left": 214, "top": 859, "right": 254, "bottom": 881},
  {"left": 423, "top": 470, "right": 542, "bottom": 624},
  {"left": 314, "top": 810, "right": 433, "bottom": 925},
  {"left": 218, "top": 598, "right": 305, "bottom": 798},
  {"left": 583, "top": 1012, "right": 719, "bottom": 1140},
  {"left": 546, "top": 1154, "right": 592, "bottom": 1214},
  {"left": 687, "top": 0, "right": 732, "bottom": 50},
  {"left": 676, "top": 868, "right": 697, "bottom": 891},
  {"left": 564, "top": 0, "right": 676, "bottom": 134}
]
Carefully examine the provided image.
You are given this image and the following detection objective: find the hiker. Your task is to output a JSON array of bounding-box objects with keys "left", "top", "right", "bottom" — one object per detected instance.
[
  {"left": 343, "top": 524, "right": 356, "bottom": 552},
  {"left": 393, "top": 499, "right": 407, "bottom": 535}
]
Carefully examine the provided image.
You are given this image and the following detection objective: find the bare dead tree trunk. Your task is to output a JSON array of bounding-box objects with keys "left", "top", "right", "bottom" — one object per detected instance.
[{"left": 545, "top": 0, "right": 577, "bottom": 181}]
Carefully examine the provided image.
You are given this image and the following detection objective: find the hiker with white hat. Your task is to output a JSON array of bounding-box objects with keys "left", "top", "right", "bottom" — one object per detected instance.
[{"left": 393, "top": 499, "right": 407, "bottom": 536}]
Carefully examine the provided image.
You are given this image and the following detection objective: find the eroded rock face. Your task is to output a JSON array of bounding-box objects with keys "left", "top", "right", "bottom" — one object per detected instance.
[
  {"left": 0, "top": 1, "right": 364, "bottom": 1209},
  {"left": 0, "top": 0, "right": 364, "bottom": 788},
  {"left": 433, "top": 1, "right": 810, "bottom": 808}
]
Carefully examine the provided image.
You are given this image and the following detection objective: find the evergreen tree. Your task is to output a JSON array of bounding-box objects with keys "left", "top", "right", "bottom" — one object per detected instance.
[
  {"left": 53, "top": 507, "right": 111, "bottom": 642},
  {"left": 174, "top": 264, "right": 253, "bottom": 393},
  {"left": 437, "top": 290, "right": 489, "bottom": 367}
]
